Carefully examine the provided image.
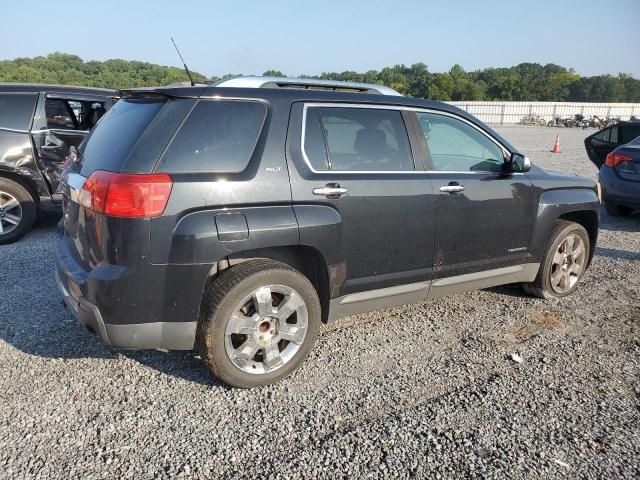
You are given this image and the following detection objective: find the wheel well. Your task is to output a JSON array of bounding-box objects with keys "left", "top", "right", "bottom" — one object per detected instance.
[
  {"left": 559, "top": 210, "right": 598, "bottom": 266},
  {"left": 207, "top": 246, "right": 331, "bottom": 323},
  {"left": 0, "top": 171, "right": 40, "bottom": 210}
]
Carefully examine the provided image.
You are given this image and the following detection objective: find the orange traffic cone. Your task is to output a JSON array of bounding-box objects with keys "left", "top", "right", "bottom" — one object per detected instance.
[{"left": 551, "top": 135, "right": 561, "bottom": 153}]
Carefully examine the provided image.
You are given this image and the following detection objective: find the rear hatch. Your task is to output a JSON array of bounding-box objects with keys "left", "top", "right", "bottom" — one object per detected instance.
[{"left": 59, "top": 94, "right": 185, "bottom": 268}]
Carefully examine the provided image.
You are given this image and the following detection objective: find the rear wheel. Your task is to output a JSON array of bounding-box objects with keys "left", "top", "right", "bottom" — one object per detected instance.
[
  {"left": 196, "top": 259, "right": 321, "bottom": 388},
  {"left": 0, "top": 178, "right": 37, "bottom": 245},
  {"left": 604, "top": 201, "right": 633, "bottom": 217},
  {"left": 522, "top": 220, "right": 590, "bottom": 299}
]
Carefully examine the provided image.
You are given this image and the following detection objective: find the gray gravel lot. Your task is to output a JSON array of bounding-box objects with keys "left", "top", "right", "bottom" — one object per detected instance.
[{"left": 1, "top": 126, "right": 639, "bottom": 479}]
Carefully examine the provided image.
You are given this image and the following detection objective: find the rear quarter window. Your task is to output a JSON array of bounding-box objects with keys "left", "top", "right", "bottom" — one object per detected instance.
[
  {"left": 79, "top": 98, "right": 165, "bottom": 175},
  {"left": 156, "top": 100, "right": 267, "bottom": 173},
  {"left": 0, "top": 94, "right": 37, "bottom": 130}
]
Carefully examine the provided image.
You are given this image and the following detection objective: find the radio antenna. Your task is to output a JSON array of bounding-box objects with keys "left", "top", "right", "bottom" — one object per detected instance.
[{"left": 170, "top": 36, "right": 195, "bottom": 86}]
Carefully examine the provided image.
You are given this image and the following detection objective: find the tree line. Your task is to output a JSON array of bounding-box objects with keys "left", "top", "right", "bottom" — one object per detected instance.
[{"left": 1, "top": 53, "right": 639, "bottom": 102}]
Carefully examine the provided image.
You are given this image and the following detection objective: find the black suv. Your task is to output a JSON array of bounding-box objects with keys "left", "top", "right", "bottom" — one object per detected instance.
[
  {"left": 55, "top": 77, "right": 599, "bottom": 387},
  {"left": 0, "top": 84, "right": 114, "bottom": 243}
]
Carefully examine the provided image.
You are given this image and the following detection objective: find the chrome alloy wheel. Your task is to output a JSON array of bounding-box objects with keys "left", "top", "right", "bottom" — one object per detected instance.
[
  {"left": 224, "top": 284, "right": 308, "bottom": 374},
  {"left": 0, "top": 191, "right": 22, "bottom": 235},
  {"left": 550, "top": 233, "right": 586, "bottom": 294}
]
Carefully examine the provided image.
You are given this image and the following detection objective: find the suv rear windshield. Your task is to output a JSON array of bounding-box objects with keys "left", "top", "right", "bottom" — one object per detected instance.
[
  {"left": 79, "top": 98, "right": 165, "bottom": 175},
  {"left": 0, "top": 94, "right": 37, "bottom": 131}
]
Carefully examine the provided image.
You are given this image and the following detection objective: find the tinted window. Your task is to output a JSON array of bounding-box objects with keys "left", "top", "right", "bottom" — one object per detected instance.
[
  {"left": 158, "top": 100, "right": 267, "bottom": 173},
  {"left": 304, "top": 107, "right": 413, "bottom": 171},
  {"left": 46, "top": 98, "right": 77, "bottom": 129},
  {"left": 0, "top": 94, "right": 37, "bottom": 130},
  {"left": 592, "top": 128, "right": 610, "bottom": 142},
  {"left": 79, "top": 98, "right": 165, "bottom": 175},
  {"left": 609, "top": 126, "right": 619, "bottom": 144},
  {"left": 416, "top": 112, "right": 504, "bottom": 172},
  {"left": 620, "top": 125, "right": 640, "bottom": 144}
]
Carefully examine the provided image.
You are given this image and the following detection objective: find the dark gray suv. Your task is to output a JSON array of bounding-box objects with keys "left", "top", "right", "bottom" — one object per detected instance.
[{"left": 55, "top": 77, "right": 599, "bottom": 387}]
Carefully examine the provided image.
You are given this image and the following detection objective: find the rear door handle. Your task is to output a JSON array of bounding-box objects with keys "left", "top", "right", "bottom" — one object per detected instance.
[
  {"left": 313, "top": 183, "right": 348, "bottom": 198},
  {"left": 439, "top": 183, "right": 465, "bottom": 194}
]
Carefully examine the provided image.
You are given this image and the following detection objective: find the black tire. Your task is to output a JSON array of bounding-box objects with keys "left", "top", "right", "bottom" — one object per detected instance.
[
  {"left": 0, "top": 178, "right": 37, "bottom": 245},
  {"left": 196, "top": 259, "right": 321, "bottom": 388},
  {"left": 604, "top": 201, "right": 633, "bottom": 217},
  {"left": 522, "top": 220, "right": 590, "bottom": 299}
]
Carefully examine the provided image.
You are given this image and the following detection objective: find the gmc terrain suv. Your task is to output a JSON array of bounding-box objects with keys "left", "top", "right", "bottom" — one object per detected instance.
[
  {"left": 0, "top": 84, "right": 115, "bottom": 243},
  {"left": 55, "top": 77, "right": 599, "bottom": 387}
]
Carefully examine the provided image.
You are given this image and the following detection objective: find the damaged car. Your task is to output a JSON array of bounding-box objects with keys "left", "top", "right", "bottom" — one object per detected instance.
[{"left": 0, "top": 84, "right": 115, "bottom": 243}]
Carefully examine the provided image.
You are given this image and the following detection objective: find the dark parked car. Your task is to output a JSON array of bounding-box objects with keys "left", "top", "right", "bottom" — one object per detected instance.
[
  {"left": 0, "top": 84, "right": 115, "bottom": 243},
  {"left": 597, "top": 135, "right": 640, "bottom": 216},
  {"left": 55, "top": 77, "right": 599, "bottom": 387},
  {"left": 585, "top": 121, "right": 640, "bottom": 168}
]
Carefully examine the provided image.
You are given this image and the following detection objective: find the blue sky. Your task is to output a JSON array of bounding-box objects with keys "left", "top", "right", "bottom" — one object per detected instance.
[{"left": 3, "top": 0, "right": 639, "bottom": 77}]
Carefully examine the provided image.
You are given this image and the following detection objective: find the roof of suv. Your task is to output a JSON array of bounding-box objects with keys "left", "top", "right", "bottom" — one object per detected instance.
[
  {"left": 0, "top": 83, "right": 116, "bottom": 96},
  {"left": 119, "top": 76, "right": 518, "bottom": 153}
]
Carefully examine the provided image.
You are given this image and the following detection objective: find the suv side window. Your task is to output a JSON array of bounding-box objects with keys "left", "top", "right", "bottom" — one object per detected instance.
[
  {"left": 45, "top": 98, "right": 107, "bottom": 131},
  {"left": 304, "top": 106, "right": 414, "bottom": 171},
  {"left": 157, "top": 100, "right": 267, "bottom": 173},
  {"left": 0, "top": 94, "right": 37, "bottom": 130},
  {"left": 416, "top": 112, "right": 505, "bottom": 172}
]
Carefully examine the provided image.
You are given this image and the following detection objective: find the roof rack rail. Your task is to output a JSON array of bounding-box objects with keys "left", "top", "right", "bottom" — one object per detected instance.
[{"left": 212, "top": 76, "right": 402, "bottom": 96}]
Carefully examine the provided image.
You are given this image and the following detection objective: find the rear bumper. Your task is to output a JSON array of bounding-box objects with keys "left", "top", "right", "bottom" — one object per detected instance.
[
  {"left": 599, "top": 167, "right": 640, "bottom": 207},
  {"left": 55, "top": 234, "right": 198, "bottom": 350}
]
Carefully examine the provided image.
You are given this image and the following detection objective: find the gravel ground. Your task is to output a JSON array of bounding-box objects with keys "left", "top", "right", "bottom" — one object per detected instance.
[{"left": 0, "top": 126, "right": 638, "bottom": 479}]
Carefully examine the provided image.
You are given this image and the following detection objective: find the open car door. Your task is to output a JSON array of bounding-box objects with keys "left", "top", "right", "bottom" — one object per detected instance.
[
  {"left": 585, "top": 123, "right": 640, "bottom": 169},
  {"left": 31, "top": 94, "right": 109, "bottom": 193}
]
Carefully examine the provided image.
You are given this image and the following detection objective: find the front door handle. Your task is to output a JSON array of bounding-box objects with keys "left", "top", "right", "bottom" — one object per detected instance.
[
  {"left": 313, "top": 183, "right": 348, "bottom": 199},
  {"left": 439, "top": 183, "right": 465, "bottom": 194}
]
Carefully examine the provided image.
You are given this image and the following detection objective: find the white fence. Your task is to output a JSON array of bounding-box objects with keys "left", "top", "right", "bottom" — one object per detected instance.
[{"left": 447, "top": 101, "right": 640, "bottom": 125}]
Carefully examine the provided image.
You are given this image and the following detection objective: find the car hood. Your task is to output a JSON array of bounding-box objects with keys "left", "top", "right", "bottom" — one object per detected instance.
[{"left": 528, "top": 164, "right": 597, "bottom": 191}]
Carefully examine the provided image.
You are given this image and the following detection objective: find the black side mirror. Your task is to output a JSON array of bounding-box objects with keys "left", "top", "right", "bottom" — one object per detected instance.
[{"left": 509, "top": 152, "right": 531, "bottom": 173}]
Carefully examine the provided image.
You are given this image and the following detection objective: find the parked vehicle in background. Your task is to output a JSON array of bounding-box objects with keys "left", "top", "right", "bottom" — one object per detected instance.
[
  {"left": 585, "top": 121, "right": 640, "bottom": 168},
  {"left": 596, "top": 135, "right": 640, "bottom": 216},
  {"left": 0, "top": 84, "right": 115, "bottom": 243},
  {"left": 55, "top": 77, "right": 599, "bottom": 388}
]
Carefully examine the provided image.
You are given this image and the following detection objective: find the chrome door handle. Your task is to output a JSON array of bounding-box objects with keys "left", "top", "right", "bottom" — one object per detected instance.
[
  {"left": 313, "top": 185, "right": 348, "bottom": 198},
  {"left": 439, "top": 184, "right": 465, "bottom": 193}
]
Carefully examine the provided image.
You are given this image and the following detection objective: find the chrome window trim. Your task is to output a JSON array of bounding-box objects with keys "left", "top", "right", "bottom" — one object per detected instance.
[
  {"left": 300, "top": 103, "right": 519, "bottom": 175},
  {"left": 33, "top": 128, "right": 90, "bottom": 134},
  {"left": 0, "top": 127, "right": 29, "bottom": 134}
]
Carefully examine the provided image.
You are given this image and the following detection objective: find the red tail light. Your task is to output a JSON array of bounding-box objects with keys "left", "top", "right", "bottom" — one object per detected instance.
[
  {"left": 80, "top": 170, "right": 172, "bottom": 218},
  {"left": 605, "top": 152, "right": 632, "bottom": 168}
]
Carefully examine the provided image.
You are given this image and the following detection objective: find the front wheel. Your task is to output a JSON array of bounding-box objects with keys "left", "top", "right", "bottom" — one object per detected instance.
[
  {"left": 196, "top": 259, "right": 321, "bottom": 388},
  {"left": 522, "top": 220, "right": 590, "bottom": 299}
]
